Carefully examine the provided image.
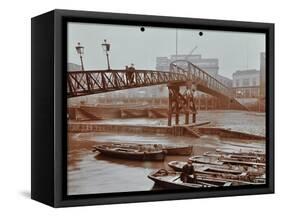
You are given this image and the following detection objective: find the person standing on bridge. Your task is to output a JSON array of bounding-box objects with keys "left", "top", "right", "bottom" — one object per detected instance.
[{"left": 126, "top": 63, "right": 135, "bottom": 85}]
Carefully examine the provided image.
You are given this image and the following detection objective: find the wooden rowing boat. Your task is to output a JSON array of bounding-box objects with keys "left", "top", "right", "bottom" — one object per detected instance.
[
  {"left": 95, "top": 145, "right": 165, "bottom": 161},
  {"left": 94, "top": 143, "right": 193, "bottom": 156},
  {"left": 204, "top": 151, "right": 266, "bottom": 163},
  {"left": 216, "top": 148, "right": 265, "bottom": 157},
  {"left": 189, "top": 155, "right": 224, "bottom": 165},
  {"left": 219, "top": 157, "right": 265, "bottom": 167},
  {"left": 163, "top": 145, "right": 193, "bottom": 156},
  {"left": 168, "top": 161, "right": 243, "bottom": 174},
  {"left": 148, "top": 169, "right": 233, "bottom": 189},
  {"left": 190, "top": 154, "right": 265, "bottom": 167},
  {"left": 167, "top": 161, "right": 265, "bottom": 184}
]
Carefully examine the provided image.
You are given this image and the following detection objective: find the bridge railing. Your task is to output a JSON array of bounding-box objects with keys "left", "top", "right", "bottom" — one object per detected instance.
[
  {"left": 67, "top": 64, "right": 234, "bottom": 99},
  {"left": 170, "top": 62, "right": 233, "bottom": 97},
  {"left": 67, "top": 69, "right": 187, "bottom": 97}
]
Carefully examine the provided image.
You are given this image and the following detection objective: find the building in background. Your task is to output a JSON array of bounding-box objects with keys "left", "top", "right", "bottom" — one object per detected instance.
[
  {"left": 156, "top": 54, "right": 219, "bottom": 77},
  {"left": 216, "top": 74, "right": 233, "bottom": 88},
  {"left": 155, "top": 57, "right": 170, "bottom": 71},
  {"left": 232, "top": 69, "right": 260, "bottom": 98},
  {"left": 156, "top": 54, "right": 233, "bottom": 87}
]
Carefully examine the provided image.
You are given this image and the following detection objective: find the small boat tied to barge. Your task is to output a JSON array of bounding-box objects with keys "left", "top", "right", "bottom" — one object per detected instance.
[
  {"left": 95, "top": 144, "right": 166, "bottom": 161},
  {"left": 163, "top": 145, "right": 193, "bottom": 156}
]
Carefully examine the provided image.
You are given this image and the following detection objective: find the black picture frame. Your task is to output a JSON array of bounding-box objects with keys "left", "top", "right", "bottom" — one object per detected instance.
[{"left": 31, "top": 9, "right": 274, "bottom": 207}]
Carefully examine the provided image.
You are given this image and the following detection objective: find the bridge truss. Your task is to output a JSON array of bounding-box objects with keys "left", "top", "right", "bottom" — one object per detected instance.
[
  {"left": 67, "top": 69, "right": 187, "bottom": 97},
  {"left": 67, "top": 62, "right": 247, "bottom": 111}
]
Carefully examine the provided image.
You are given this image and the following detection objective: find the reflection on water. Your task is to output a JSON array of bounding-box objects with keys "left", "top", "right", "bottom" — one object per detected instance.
[{"left": 67, "top": 110, "right": 266, "bottom": 195}]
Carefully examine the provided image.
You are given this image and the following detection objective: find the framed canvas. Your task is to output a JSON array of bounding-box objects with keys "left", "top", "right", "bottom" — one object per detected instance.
[{"left": 31, "top": 9, "right": 274, "bottom": 207}]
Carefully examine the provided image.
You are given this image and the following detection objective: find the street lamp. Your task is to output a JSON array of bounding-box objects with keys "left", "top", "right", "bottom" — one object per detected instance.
[
  {"left": 101, "top": 39, "right": 111, "bottom": 70},
  {"left": 75, "top": 42, "right": 85, "bottom": 71}
]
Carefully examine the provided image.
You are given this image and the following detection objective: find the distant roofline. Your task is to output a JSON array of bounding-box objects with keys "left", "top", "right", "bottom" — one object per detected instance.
[
  {"left": 170, "top": 54, "right": 201, "bottom": 57},
  {"left": 169, "top": 54, "right": 218, "bottom": 61},
  {"left": 233, "top": 69, "right": 260, "bottom": 76},
  {"left": 216, "top": 74, "right": 233, "bottom": 81}
]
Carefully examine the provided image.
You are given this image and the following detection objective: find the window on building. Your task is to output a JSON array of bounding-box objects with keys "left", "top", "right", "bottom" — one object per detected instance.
[
  {"left": 236, "top": 79, "right": 240, "bottom": 87},
  {"left": 242, "top": 78, "right": 250, "bottom": 86},
  {"left": 244, "top": 89, "right": 250, "bottom": 97},
  {"left": 252, "top": 77, "right": 257, "bottom": 86},
  {"left": 253, "top": 88, "right": 258, "bottom": 97}
]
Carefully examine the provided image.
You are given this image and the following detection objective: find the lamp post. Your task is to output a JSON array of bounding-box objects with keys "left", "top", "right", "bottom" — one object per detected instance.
[
  {"left": 75, "top": 42, "right": 85, "bottom": 71},
  {"left": 101, "top": 39, "right": 111, "bottom": 70}
]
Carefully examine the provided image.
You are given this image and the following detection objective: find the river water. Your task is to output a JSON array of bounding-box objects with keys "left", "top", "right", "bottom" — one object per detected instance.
[{"left": 67, "top": 110, "right": 266, "bottom": 195}]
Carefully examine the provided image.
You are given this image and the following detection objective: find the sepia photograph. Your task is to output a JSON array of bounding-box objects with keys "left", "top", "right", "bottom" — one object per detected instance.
[{"left": 66, "top": 22, "right": 266, "bottom": 195}]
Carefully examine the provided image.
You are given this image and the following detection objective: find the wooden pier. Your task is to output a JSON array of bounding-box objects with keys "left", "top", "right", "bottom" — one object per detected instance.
[{"left": 68, "top": 121, "right": 265, "bottom": 140}]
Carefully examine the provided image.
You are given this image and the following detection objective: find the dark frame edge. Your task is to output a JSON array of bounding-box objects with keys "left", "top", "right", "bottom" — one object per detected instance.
[
  {"left": 55, "top": 10, "right": 275, "bottom": 207},
  {"left": 31, "top": 10, "right": 56, "bottom": 207},
  {"left": 266, "top": 23, "right": 275, "bottom": 194},
  {"left": 56, "top": 187, "right": 273, "bottom": 208},
  {"left": 53, "top": 9, "right": 274, "bottom": 29}
]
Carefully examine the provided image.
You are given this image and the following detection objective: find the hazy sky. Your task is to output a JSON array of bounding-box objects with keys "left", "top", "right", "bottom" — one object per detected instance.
[{"left": 67, "top": 22, "right": 265, "bottom": 79}]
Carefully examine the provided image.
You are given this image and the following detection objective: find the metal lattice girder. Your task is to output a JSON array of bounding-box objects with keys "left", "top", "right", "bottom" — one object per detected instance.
[
  {"left": 67, "top": 69, "right": 187, "bottom": 97},
  {"left": 68, "top": 66, "right": 227, "bottom": 97},
  {"left": 67, "top": 64, "right": 247, "bottom": 110}
]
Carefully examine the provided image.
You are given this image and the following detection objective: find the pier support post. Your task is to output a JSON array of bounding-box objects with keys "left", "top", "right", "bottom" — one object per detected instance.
[
  {"left": 175, "top": 87, "right": 179, "bottom": 125},
  {"left": 168, "top": 89, "right": 172, "bottom": 126},
  {"left": 167, "top": 83, "right": 181, "bottom": 126},
  {"left": 185, "top": 111, "right": 189, "bottom": 124},
  {"left": 192, "top": 113, "right": 196, "bottom": 123},
  {"left": 167, "top": 81, "right": 197, "bottom": 126},
  {"left": 168, "top": 113, "right": 172, "bottom": 126}
]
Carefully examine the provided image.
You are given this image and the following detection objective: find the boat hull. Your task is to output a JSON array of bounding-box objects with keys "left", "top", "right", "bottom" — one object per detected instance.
[
  {"left": 148, "top": 170, "right": 203, "bottom": 189},
  {"left": 148, "top": 169, "right": 233, "bottom": 189},
  {"left": 168, "top": 161, "right": 243, "bottom": 174},
  {"left": 168, "top": 161, "right": 265, "bottom": 184},
  {"left": 96, "top": 146, "right": 165, "bottom": 161},
  {"left": 164, "top": 146, "right": 193, "bottom": 156},
  {"left": 189, "top": 155, "right": 224, "bottom": 165}
]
